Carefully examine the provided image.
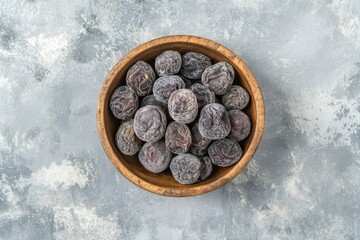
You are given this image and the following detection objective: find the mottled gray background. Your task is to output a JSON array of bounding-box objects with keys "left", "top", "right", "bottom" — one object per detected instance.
[{"left": 0, "top": 0, "right": 359, "bottom": 239}]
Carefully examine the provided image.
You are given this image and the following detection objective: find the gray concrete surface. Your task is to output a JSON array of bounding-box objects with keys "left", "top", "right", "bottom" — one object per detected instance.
[{"left": 0, "top": 0, "right": 359, "bottom": 239}]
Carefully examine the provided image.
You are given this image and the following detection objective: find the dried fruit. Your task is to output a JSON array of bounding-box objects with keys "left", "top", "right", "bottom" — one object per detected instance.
[
  {"left": 189, "top": 123, "right": 211, "bottom": 156},
  {"left": 115, "top": 119, "right": 142, "bottom": 155},
  {"left": 140, "top": 94, "right": 164, "bottom": 109},
  {"left": 208, "top": 138, "right": 243, "bottom": 167},
  {"left": 199, "top": 156, "right": 213, "bottom": 180},
  {"left": 155, "top": 50, "right": 182, "bottom": 76},
  {"left": 168, "top": 89, "right": 198, "bottom": 124},
  {"left": 190, "top": 146, "right": 207, "bottom": 156},
  {"left": 198, "top": 103, "right": 231, "bottom": 140},
  {"left": 189, "top": 83, "right": 216, "bottom": 108},
  {"left": 170, "top": 153, "right": 201, "bottom": 184},
  {"left": 153, "top": 75, "right": 185, "bottom": 104},
  {"left": 165, "top": 122, "right": 191, "bottom": 154},
  {"left": 228, "top": 110, "right": 251, "bottom": 141},
  {"left": 139, "top": 140, "right": 172, "bottom": 173},
  {"left": 201, "top": 62, "right": 235, "bottom": 95},
  {"left": 181, "top": 52, "right": 212, "bottom": 79},
  {"left": 179, "top": 75, "right": 193, "bottom": 89},
  {"left": 126, "top": 61, "right": 156, "bottom": 96},
  {"left": 133, "top": 105, "right": 167, "bottom": 142},
  {"left": 110, "top": 86, "right": 138, "bottom": 120},
  {"left": 222, "top": 85, "right": 250, "bottom": 110}
]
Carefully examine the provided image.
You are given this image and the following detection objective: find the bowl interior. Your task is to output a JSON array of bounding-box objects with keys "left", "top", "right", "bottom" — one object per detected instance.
[{"left": 101, "top": 40, "right": 259, "bottom": 192}]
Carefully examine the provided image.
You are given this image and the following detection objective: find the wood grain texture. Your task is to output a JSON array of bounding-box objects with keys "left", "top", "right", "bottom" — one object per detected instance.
[{"left": 96, "top": 35, "right": 265, "bottom": 197}]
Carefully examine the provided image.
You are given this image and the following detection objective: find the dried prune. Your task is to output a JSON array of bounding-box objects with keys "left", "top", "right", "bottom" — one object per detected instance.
[
  {"left": 198, "top": 103, "right": 231, "bottom": 140},
  {"left": 189, "top": 123, "right": 211, "bottom": 156},
  {"left": 208, "top": 138, "right": 243, "bottom": 167},
  {"left": 170, "top": 153, "right": 201, "bottom": 184},
  {"left": 190, "top": 147, "right": 207, "bottom": 156},
  {"left": 153, "top": 75, "right": 185, "bottom": 104},
  {"left": 110, "top": 86, "right": 138, "bottom": 120},
  {"left": 168, "top": 89, "right": 198, "bottom": 124},
  {"left": 228, "top": 110, "right": 251, "bottom": 142},
  {"left": 189, "top": 83, "right": 216, "bottom": 108},
  {"left": 139, "top": 140, "right": 172, "bottom": 173},
  {"left": 201, "top": 62, "right": 235, "bottom": 95},
  {"left": 126, "top": 61, "right": 156, "bottom": 96},
  {"left": 222, "top": 85, "right": 250, "bottom": 110},
  {"left": 179, "top": 75, "right": 193, "bottom": 89},
  {"left": 133, "top": 105, "right": 167, "bottom": 142},
  {"left": 115, "top": 119, "right": 142, "bottom": 155},
  {"left": 199, "top": 156, "right": 213, "bottom": 180},
  {"left": 155, "top": 50, "right": 182, "bottom": 76},
  {"left": 140, "top": 94, "right": 164, "bottom": 109},
  {"left": 165, "top": 122, "right": 191, "bottom": 154},
  {"left": 181, "top": 52, "right": 212, "bottom": 79}
]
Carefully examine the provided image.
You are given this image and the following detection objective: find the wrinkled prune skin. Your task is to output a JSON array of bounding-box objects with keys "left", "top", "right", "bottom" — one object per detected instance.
[
  {"left": 140, "top": 94, "right": 172, "bottom": 119},
  {"left": 153, "top": 75, "right": 185, "bottom": 104},
  {"left": 189, "top": 83, "right": 216, "bottom": 108},
  {"left": 222, "top": 85, "right": 250, "bottom": 110},
  {"left": 228, "top": 110, "right": 251, "bottom": 142},
  {"left": 126, "top": 61, "right": 156, "bottom": 96},
  {"left": 208, "top": 138, "right": 243, "bottom": 167},
  {"left": 140, "top": 94, "right": 164, "bottom": 109},
  {"left": 198, "top": 103, "right": 231, "bottom": 140},
  {"left": 133, "top": 105, "right": 167, "bottom": 142},
  {"left": 165, "top": 122, "right": 191, "bottom": 154},
  {"left": 181, "top": 52, "right": 212, "bottom": 79},
  {"left": 139, "top": 140, "right": 172, "bottom": 173},
  {"left": 155, "top": 50, "right": 182, "bottom": 77},
  {"left": 201, "top": 62, "right": 235, "bottom": 95},
  {"left": 189, "top": 123, "right": 211, "bottom": 156},
  {"left": 168, "top": 89, "right": 198, "bottom": 124},
  {"left": 110, "top": 86, "right": 139, "bottom": 120},
  {"left": 179, "top": 75, "right": 193, "bottom": 89},
  {"left": 189, "top": 146, "right": 208, "bottom": 157},
  {"left": 115, "top": 119, "right": 142, "bottom": 155},
  {"left": 170, "top": 153, "right": 201, "bottom": 184},
  {"left": 199, "top": 156, "right": 213, "bottom": 180}
]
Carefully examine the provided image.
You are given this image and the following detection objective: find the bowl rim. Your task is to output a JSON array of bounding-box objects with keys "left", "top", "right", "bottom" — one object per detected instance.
[{"left": 97, "top": 35, "right": 265, "bottom": 197}]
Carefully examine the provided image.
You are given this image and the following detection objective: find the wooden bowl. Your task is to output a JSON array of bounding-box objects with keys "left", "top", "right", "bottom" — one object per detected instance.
[{"left": 97, "top": 35, "right": 265, "bottom": 197}]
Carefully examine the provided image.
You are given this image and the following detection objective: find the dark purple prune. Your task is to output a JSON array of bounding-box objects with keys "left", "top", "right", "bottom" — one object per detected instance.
[
  {"left": 140, "top": 94, "right": 172, "bottom": 119},
  {"left": 190, "top": 146, "right": 207, "bottom": 156},
  {"left": 189, "top": 83, "right": 216, "bottom": 108},
  {"left": 189, "top": 123, "right": 211, "bottom": 156},
  {"left": 168, "top": 89, "right": 198, "bottom": 124},
  {"left": 198, "top": 103, "right": 231, "bottom": 140},
  {"left": 126, "top": 61, "right": 156, "bottom": 96},
  {"left": 222, "top": 85, "right": 250, "bottom": 110},
  {"left": 199, "top": 156, "right": 213, "bottom": 180},
  {"left": 153, "top": 75, "right": 185, "bottom": 104},
  {"left": 155, "top": 50, "right": 182, "bottom": 76},
  {"left": 115, "top": 119, "right": 142, "bottom": 155},
  {"left": 228, "top": 110, "right": 251, "bottom": 142},
  {"left": 179, "top": 75, "right": 193, "bottom": 89},
  {"left": 208, "top": 138, "right": 243, "bottom": 167},
  {"left": 165, "top": 122, "right": 191, "bottom": 154},
  {"left": 110, "top": 86, "right": 139, "bottom": 120},
  {"left": 170, "top": 153, "right": 201, "bottom": 184},
  {"left": 140, "top": 94, "right": 164, "bottom": 109},
  {"left": 181, "top": 52, "right": 212, "bottom": 79},
  {"left": 133, "top": 105, "right": 167, "bottom": 142},
  {"left": 201, "top": 62, "right": 235, "bottom": 95},
  {"left": 139, "top": 140, "right": 172, "bottom": 173}
]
